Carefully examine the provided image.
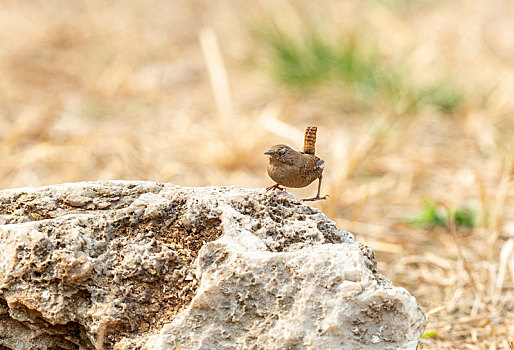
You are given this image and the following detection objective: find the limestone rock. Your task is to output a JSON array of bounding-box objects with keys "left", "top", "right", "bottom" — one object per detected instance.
[{"left": 0, "top": 181, "right": 427, "bottom": 349}]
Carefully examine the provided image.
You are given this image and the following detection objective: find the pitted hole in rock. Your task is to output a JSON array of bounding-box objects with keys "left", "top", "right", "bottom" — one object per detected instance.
[
  {"left": 139, "top": 217, "right": 224, "bottom": 329},
  {"left": 316, "top": 221, "right": 346, "bottom": 244}
]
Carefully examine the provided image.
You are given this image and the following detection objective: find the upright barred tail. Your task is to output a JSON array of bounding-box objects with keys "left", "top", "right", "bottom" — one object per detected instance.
[{"left": 303, "top": 126, "right": 317, "bottom": 154}]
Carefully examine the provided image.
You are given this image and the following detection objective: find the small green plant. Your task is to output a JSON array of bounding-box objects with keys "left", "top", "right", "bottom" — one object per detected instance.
[
  {"left": 407, "top": 199, "right": 477, "bottom": 229},
  {"left": 453, "top": 207, "right": 476, "bottom": 228},
  {"left": 408, "top": 199, "right": 447, "bottom": 228},
  {"left": 421, "top": 331, "right": 437, "bottom": 339}
]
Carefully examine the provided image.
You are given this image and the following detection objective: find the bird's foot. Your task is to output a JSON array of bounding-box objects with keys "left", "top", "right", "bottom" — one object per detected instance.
[
  {"left": 302, "top": 194, "right": 329, "bottom": 202},
  {"left": 266, "top": 184, "right": 285, "bottom": 192}
]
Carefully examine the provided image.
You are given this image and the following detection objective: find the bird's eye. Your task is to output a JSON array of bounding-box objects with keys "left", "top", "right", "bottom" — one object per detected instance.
[{"left": 277, "top": 148, "right": 286, "bottom": 155}]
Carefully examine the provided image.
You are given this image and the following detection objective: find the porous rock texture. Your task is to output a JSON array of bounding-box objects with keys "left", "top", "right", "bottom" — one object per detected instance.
[{"left": 0, "top": 181, "right": 427, "bottom": 349}]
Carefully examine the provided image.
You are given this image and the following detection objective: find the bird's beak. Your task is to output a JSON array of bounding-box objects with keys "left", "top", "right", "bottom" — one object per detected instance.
[{"left": 264, "top": 150, "right": 274, "bottom": 155}]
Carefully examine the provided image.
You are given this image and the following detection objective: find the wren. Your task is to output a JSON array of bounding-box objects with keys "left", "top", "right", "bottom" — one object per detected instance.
[{"left": 265, "top": 126, "right": 327, "bottom": 201}]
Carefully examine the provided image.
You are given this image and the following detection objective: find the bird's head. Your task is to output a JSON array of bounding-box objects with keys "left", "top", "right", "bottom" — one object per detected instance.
[{"left": 264, "top": 144, "right": 297, "bottom": 165}]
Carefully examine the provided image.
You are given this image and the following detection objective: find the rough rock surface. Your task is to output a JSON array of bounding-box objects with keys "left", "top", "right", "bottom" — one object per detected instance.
[{"left": 0, "top": 181, "right": 426, "bottom": 349}]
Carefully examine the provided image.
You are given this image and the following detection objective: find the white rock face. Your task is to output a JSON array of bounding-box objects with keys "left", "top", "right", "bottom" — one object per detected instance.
[{"left": 0, "top": 181, "right": 426, "bottom": 349}]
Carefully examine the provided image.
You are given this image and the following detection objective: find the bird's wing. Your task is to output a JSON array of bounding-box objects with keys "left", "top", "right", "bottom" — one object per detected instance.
[
  {"left": 315, "top": 159, "right": 325, "bottom": 167},
  {"left": 300, "top": 155, "right": 324, "bottom": 174}
]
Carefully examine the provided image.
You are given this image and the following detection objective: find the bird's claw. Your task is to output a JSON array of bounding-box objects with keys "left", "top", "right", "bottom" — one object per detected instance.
[
  {"left": 302, "top": 194, "right": 329, "bottom": 202},
  {"left": 266, "top": 184, "right": 285, "bottom": 192}
]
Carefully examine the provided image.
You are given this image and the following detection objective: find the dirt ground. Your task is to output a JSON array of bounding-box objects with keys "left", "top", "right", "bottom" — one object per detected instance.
[{"left": 0, "top": 1, "right": 512, "bottom": 348}]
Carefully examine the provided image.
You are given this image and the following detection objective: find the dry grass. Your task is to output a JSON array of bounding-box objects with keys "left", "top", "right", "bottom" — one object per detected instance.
[{"left": 0, "top": 0, "right": 513, "bottom": 348}]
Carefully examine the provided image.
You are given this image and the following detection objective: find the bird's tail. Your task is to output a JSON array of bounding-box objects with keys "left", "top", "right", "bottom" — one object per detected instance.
[{"left": 303, "top": 126, "right": 317, "bottom": 154}]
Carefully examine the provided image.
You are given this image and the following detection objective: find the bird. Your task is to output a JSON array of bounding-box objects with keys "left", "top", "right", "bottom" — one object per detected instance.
[{"left": 264, "top": 126, "right": 327, "bottom": 201}]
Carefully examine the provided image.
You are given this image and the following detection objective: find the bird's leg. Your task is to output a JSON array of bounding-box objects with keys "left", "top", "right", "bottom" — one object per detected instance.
[
  {"left": 266, "top": 183, "right": 285, "bottom": 192},
  {"left": 302, "top": 175, "right": 328, "bottom": 201}
]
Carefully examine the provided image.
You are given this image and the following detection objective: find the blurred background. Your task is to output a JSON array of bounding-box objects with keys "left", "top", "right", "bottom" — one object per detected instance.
[{"left": 0, "top": 0, "right": 512, "bottom": 348}]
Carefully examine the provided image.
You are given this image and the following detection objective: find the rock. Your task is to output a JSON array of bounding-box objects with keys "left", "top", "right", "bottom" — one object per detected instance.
[{"left": 0, "top": 181, "right": 427, "bottom": 349}]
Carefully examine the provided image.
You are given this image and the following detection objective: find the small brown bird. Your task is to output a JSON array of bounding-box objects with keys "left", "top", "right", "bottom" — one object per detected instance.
[{"left": 265, "top": 126, "right": 327, "bottom": 201}]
